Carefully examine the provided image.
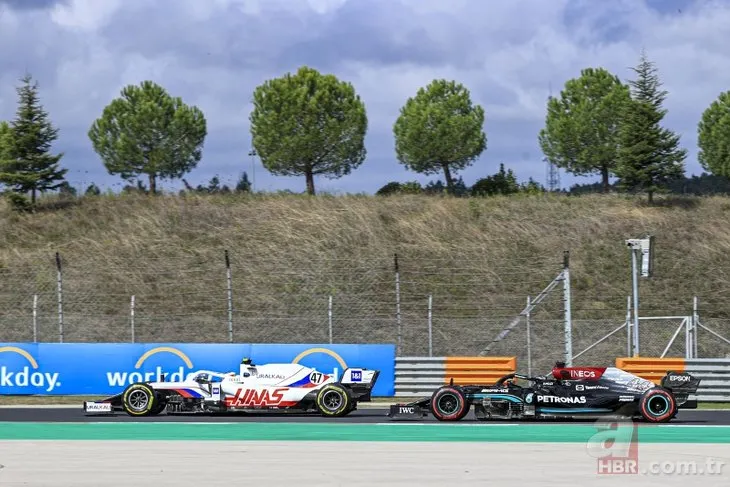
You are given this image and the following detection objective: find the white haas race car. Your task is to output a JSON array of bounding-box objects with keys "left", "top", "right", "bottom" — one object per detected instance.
[{"left": 83, "top": 358, "right": 379, "bottom": 417}]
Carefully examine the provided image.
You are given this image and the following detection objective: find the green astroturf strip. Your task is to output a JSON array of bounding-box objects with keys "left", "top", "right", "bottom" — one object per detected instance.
[{"left": 1, "top": 422, "right": 730, "bottom": 442}]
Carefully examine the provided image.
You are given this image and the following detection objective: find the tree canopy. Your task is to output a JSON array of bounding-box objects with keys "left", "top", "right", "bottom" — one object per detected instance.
[
  {"left": 471, "top": 163, "right": 520, "bottom": 197},
  {"left": 615, "top": 51, "right": 686, "bottom": 203},
  {"left": 0, "top": 121, "right": 10, "bottom": 160},
  {"left": 393, "top": 79, "right": 486, "bottom": 193},
  {"left": 538, "top": 67, "right": 630, "bottom": 192},
  {"left": 698, "top": 90, "right": 730, "bottom": 178},
  {"left": 249, "top": 66, "right": 368, "bottom": 195},
  {"left": 88, "top": 80, "right": 207, "bottom": 194},
  {"left": 0, "top": 74, "right": 67, "bottom": 205},
  {"left": 0, "top": 121, "right": 9, "bottom": 193}
]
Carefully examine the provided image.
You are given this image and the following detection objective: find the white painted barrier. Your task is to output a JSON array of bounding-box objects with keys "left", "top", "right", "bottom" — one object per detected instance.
[
  {"left": 686, "top": 359, "right": 730, "bottom": 403},
  {"left": 394, "top": 356, "right": 517, "bottom": 397},
  {"left": 394, "top": 357, "right": 446, "bottom": 397}
]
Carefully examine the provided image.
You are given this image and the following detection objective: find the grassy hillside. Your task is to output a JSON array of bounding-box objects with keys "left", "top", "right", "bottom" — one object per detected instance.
[{"left": 1, "top": 191, "right": 730, "bottom": 371}]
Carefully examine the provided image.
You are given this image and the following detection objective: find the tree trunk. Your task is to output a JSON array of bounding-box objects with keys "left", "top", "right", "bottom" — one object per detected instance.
[
  {"left": 31, "top": 188, "right": 36, "bottom": 205},
  {"left": 148, "top": 174, "right": 157, "bottom": 195},
  {"left": 648, "top": 190, "right": 653, "bottom": 204},
  {"left": 442, "top": 164, "right": 454, "bottom": 193},
  {"left": 305, "top": 170, "right": 315, "bottom": 195},
  {"left": 601, "top": 166, "right": 610, "bottom": 193}
]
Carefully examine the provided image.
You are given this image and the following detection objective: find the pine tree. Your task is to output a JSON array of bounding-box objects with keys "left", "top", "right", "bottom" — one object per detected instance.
[
  {"left": 0, "top": 74, "right": 67, "bottom": 205},
  {"left": 615, "top": 51, "right": 686, "bottom": 203},
  {"left": 471, "top": 163, "right": 520, "bottom": 197},
  {"left": 0, "top": 121, "right": 11, "bottom": 190}
]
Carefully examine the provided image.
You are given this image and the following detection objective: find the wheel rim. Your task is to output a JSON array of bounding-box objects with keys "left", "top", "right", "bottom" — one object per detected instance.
[
  {"left": 647, "top": 395, "right": 669, "bottom": 416},
  {"left": 436, "top": 392, "right": 460, "bottom": 416},
  {"left": 323, "top": 390, "right": 343, "bottom": 411},
  {"left": 128, "top": 389, "right": 150, "bottom": 412}
]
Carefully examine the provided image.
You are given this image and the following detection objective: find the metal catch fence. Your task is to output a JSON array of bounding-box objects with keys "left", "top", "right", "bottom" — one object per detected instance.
[{"left": 2, "top": 250, "right": 730, "bottom": 366}]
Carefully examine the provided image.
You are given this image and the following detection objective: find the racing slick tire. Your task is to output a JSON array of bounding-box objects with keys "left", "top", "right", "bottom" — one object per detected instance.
[
  {"left": 639, "top": 388, "right": 677, "bottom": 423},
  {"left": 316, "top": 384, "right": 353, "bottom": 417},
  {"left": 121, "top": 383, "right": 159, "bottom": 417},
  {"left": 430, "top": 386, "right": 469, "bottom": 421}
]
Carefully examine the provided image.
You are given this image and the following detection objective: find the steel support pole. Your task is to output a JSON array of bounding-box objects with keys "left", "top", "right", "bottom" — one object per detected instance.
[
  {"left": 130, "top": 295, "right": 136, "bottom": 343},
  {"left": 394, "top": 253, "right": 402, "bottom": 356},
  {"left": 631, "top": 248, "right": 640, "bottom": 356},
  {"left": 626, "top": 295, "right": 632, "bottom": 357},
  {"left": 225, "top": 250, "right": 233, "bottom": 343},
  {"left": 563, "top": 251, "right": 572, "bottom": 366},
  {"left": 427, "top": 294, "right": 433, "bottom": 357},
  {"left": 693, "top": 296, "right": 699, "bottom": 358},
  {"left": 526, "top": 295, "right": 532, "bottom": 376},
  {"left": 328, "top": 295, "right": 333, "bottom": 344},
  {"left": 56, "top": 252, "right": 63, "bottom": 343},
  {"left": 32, "top": 294, "right": 38, "bottom": 343}
]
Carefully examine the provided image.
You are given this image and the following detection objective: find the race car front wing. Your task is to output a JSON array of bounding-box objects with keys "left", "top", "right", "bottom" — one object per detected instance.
[
  {"left": 387, "top": 397, "right": 430, "bottom": 419},
  {"left": 83, "top": 392, "right": 123, "bottom": 415}
]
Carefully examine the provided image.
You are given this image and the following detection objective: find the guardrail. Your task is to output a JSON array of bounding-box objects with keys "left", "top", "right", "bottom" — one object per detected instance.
[
  {"left": 616, "top": 357, "right": 730, "bottom": 402},
  {"left": 615, "top": 357, "right": 686, "bottom": 384},
  {"left": 394, "top": 356, "right": 516, "bottom": 397},
  {"left": 685, "top": 359, "right": 730, "bottom": 403}
]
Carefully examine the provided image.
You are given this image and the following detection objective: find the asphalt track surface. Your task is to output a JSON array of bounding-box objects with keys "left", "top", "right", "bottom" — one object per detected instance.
[
  {"left": 2, "top": 406, "right": 730, "bottom": 424},
  {"left": 3, "top": 441, "right": 728, "bottom": 486}
]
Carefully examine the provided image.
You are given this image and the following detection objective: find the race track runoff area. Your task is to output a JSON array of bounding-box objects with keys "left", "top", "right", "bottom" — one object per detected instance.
[{"left": 1, "top": 420, "right": 730, "bottom": 486}]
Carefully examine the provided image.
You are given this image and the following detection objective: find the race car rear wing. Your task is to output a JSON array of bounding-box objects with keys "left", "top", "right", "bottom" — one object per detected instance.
[
  {"left": 340, "top": 368, "right": 380, "bottom": 402},
  {"left": 661, "top": 371, "right": 701, "bottom": 409},
  {"left": 660, "top": 371, "right": 701, "bottom": 393}
]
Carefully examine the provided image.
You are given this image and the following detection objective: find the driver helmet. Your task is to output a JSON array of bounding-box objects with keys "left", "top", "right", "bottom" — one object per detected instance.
[{"left": 241, "top": 357, "right": 253, "bottom": 366}]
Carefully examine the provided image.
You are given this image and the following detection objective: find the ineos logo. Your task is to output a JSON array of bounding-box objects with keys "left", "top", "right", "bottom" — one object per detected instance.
[{"left": 570, "top": 370, "right": 596, "bottom": 379}]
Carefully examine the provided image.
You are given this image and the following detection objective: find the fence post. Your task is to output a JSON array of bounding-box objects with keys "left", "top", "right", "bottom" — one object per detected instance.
[
  {"left": 130, "top": 295, "right": 136, "bottom": 343},
  {"left": 32, "top": 294, "right": 38, "bottom": 343},
  {"left": 630, "top": 246, "right": 640, "bottom": 356},
  {"left": 562, "top": 251, "right": 572, "bottom": 366},
  {"left": 526, "top": 295, "right": 531, "bottom": 376},
  {"left": 394, "top": 253, "right": 402, "bottom": 356},
  {"left": 55, "top": 252, "right": 64, "bottom": 343},
  {"left": 225, "top": 250, "right": 233, "bottom": 343},
  {"left": 626, "top": 295, "right": 632, "bottom": 357},
  {"left": 693, "top": 296, "right": 699, "bottom": 358},
  {"left": 328, "top": 295, "right": 333, "bottom": 344},
  {"left": 427, "top": 294, "right": 433, "bottom": 357}
]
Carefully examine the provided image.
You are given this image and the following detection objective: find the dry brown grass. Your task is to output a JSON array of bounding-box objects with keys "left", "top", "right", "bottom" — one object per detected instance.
[{"left": 1, "top": 191, "right": 730, "bottom": 368}]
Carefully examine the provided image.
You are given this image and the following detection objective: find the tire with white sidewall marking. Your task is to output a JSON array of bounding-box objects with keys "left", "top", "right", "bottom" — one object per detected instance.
[
  {"left": 316, "top": 384, "right": 353, "bottom": 417},
  {"left": 122, "top": 383, "right": 158, "bottom": 417}
]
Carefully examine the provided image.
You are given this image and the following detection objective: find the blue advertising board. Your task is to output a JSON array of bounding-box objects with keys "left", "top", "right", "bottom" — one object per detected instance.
[{"left": 0, "top": 343, "right": 395, "bottom": 397}]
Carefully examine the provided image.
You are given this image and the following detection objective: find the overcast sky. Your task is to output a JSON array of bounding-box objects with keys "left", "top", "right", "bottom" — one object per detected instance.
[{"left": 1, "top": 0, "right": 728, "bottom": 194}]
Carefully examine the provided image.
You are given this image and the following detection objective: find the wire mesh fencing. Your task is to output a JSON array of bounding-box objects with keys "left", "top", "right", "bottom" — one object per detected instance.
[{"left": 2, "top": 250, "right": 730, "bottom": 363}]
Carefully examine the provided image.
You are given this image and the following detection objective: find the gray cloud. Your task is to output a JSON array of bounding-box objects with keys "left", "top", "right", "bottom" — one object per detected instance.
[
  {"left": 1, "top": 0, "right": 729, "bottom": 195},
  {"left": 0, "top": 0, "right": 67, "bottom": 10}
]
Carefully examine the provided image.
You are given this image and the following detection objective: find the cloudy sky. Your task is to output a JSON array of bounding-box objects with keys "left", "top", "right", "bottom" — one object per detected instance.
[{"left": 1, "top": 0, "right": 728, "bottom": 194}]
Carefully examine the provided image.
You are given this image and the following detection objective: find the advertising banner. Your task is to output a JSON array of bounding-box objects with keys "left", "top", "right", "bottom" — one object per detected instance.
[{"left": 0, "top": 343, "right": 395, "bottom": 397}]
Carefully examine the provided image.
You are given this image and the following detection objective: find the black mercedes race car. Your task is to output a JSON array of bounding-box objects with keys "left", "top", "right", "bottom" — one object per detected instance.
[{"left": 388, "top": 362, "right": 701, "bottom": 423}]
